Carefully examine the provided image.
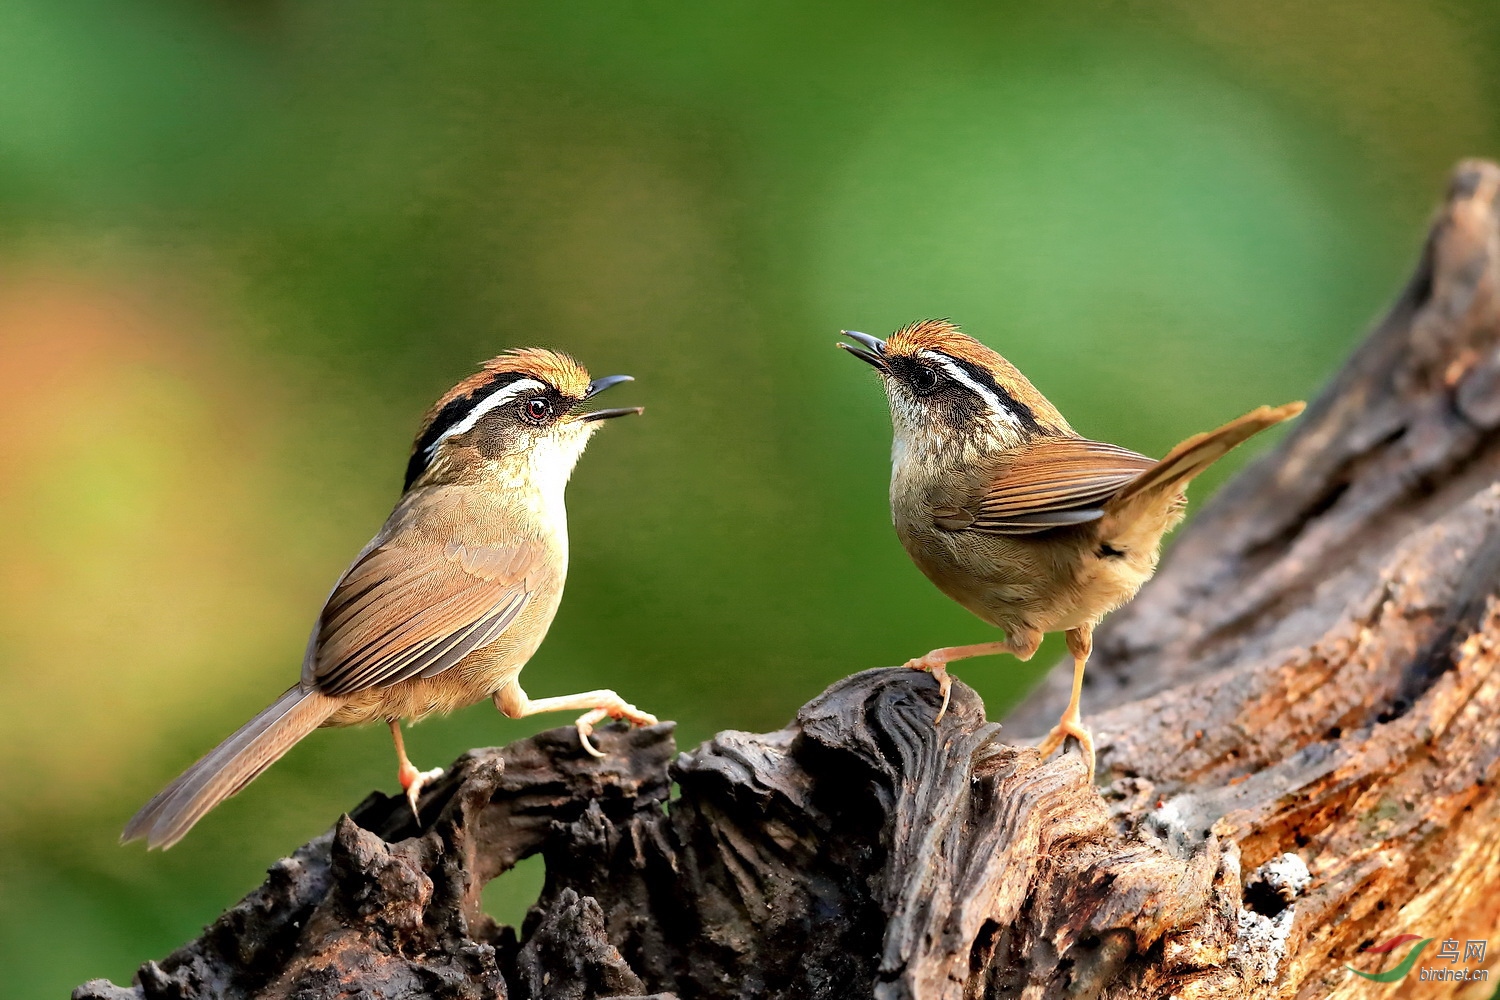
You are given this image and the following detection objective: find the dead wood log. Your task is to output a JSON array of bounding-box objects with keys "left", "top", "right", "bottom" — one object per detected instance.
[{"left": 74, "top": 160, "right": 1500, "bottom": 1000}]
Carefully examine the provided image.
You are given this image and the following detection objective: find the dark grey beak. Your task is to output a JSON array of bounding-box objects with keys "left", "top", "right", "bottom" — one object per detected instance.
[
  {"left": 581, "top": 406, "right": 643, "bottom": 421},
  {"left": 585, "top": 374, "right": 634, "bottom": 398},
  {"left": 580, "top": 375, "right": 642, "bottom": 421},
  {"left": 837, "top": 330, "right": 888, "bottom": 371}
]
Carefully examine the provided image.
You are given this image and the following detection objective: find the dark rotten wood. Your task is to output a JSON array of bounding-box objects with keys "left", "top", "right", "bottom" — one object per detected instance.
[{"left": 75, "top": 161, "right": 1500, "bottom": 1000}]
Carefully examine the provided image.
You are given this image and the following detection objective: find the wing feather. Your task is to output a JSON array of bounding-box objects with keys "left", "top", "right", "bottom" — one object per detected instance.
[
  {"left": 307, "top": 540, "right": 538, "bottom": 697},
  {"left": 960, "top": 437, "right": 1156, "bottom": 535}
]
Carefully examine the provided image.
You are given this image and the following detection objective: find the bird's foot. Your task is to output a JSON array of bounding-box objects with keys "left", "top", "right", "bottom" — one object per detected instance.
[
  {"left": 1036, "top": 714, "right": 1095, "bottom": 782},
  {"left": 902, "top": 653, "right": 954, "bottom": 723},
  {"left": 397, "top": 762, "right": 445, "bottom": 819},
  {"left": 575, "top": 698, "right": 659, "bottom": 759}
]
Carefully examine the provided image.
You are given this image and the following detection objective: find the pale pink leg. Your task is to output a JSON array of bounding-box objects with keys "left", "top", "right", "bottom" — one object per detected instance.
[
  {"left": 494, "top": 682, "right": 658, "bottom": 758},
  {"left": 902, "top": 629, "right": 1042, "bottom": 723},
  {"left": 389, "top": 719, "right": 444, "bottom": 818},
  {"left": 1035, "top": 627, "right": 1096, "bottom": 781}
]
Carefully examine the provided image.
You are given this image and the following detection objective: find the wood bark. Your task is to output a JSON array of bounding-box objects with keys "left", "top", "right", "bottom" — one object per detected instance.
[{"left": 75, "top": 160, "right": 1500, "bottom": 1000}]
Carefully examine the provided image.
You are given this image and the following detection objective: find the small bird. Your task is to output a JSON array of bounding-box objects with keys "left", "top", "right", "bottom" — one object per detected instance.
[
  {"left": 123, "top": 348, "right": 656, "bottom": 849},
  {"left": 839, "top": 320, "right": 1302, "bottom": 779}
]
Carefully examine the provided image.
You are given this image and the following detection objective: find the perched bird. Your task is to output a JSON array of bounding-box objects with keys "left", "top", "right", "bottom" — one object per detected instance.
[
  {"left": 839, "top": 320, "right": 1302, "bottom": 779},
  {"left": 123, "top": 348, "right": 655, "bottom": 849}
]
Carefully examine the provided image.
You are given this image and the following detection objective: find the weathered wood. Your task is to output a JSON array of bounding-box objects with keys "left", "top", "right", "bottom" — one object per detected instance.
[{"left": 75, "top": 160, "right": 1500, "bottom": 1000}]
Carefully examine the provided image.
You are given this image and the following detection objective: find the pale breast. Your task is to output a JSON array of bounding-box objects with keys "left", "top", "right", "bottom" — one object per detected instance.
[{"left": 898, "top": 518, "right": 1160, "bottom": 636}]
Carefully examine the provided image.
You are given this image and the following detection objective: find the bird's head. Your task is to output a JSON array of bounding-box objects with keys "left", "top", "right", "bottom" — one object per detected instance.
[
  {"left": 405, "top": 348, "right": 641, "bottom": 493},
  {"left": 839, "top": 320, "right": 1070, "bottom": 462}
]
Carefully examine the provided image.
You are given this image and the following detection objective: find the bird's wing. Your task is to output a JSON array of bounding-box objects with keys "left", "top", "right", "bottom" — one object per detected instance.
[
  {"left": 305, "top": 539, "right": 542, "bottom": 696},
  {"left": 945, "top": 437, "right": 1158, "bottom": 535}
]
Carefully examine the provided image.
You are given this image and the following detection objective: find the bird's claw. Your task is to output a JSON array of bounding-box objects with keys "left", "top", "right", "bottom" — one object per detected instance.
[
  {"left": 1037, "top": 715, "right": 1096, "bottom": 782},
  {"left": 399, "top": 764, "right": 445, "bottom": 819},
  {"left": 902, "top": 655, "right": 953, "bottom": 723},
  {"left": 576, "top": 701, "right": 659, "bottom": 759}
]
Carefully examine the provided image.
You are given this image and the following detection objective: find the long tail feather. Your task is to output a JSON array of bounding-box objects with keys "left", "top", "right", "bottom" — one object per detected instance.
[
  {"left": 1110, "top": 401, "right": 1305, "bottom": 507},
  {"left": 121, "top": 686, "right": 340, "bottom": 850}
]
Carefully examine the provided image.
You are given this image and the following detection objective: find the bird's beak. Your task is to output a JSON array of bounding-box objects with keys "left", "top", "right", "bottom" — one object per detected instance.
[
  {"left": 837, "top": 330, "right": 888, "bottom": 371},
  {"left": 580, "top": 374, "right": 643, "bottom": 421},
  {"left": 582, "top": 406, "right": 644, "bottom": 421},
  {"left": 585, "top": 374, "right": 633, "bottom": 398}
]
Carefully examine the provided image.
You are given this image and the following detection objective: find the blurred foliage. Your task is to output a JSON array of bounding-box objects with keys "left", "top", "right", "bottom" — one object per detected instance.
[{"left": 0, "top": 2, "right": 1495, "bottom": 996}]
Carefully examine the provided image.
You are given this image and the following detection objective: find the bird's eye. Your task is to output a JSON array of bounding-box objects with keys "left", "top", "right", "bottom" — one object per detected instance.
[
  {"left": 524, "top": 397, "right": 553, "bottom": 424},
  {"left": 912, "top": 366, "right": 939, "bottom": 394}
]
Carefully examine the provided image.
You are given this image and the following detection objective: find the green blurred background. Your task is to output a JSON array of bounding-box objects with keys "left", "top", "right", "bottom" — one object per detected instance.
[{"left": 0, "top": 2, "right": 1495, "bottom": 995}]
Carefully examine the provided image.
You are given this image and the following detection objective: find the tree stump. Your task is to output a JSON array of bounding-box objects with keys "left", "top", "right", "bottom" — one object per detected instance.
[{"left": 74, "top": 160, "right": 1500, "bottom": 1000}]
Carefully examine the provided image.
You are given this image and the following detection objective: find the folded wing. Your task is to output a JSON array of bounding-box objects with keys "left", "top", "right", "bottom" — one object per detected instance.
[
  {"left": 952, "top": 437, "right": 1157, "bottom": 535},
  {"left": 306, "top": 539, "right": 539, "bottom": 696}
]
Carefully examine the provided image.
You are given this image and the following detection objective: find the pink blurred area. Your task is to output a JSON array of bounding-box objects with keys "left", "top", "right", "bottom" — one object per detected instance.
[{"left": 0, "top": 273, "right": 349, "bottom": 827}]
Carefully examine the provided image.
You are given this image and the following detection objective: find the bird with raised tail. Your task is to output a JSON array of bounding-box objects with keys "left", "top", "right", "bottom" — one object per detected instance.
[
  {"left": 839, "top": 320, "right": 1303, "bottom": 780},
  {"left": 123, "top": 348, "right": 656, "bottom": 849}
]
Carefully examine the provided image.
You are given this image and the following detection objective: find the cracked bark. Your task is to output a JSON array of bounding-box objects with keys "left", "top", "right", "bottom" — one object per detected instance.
[{"left": 74, "top": 160, "right": 1500, "bottom": 1000}]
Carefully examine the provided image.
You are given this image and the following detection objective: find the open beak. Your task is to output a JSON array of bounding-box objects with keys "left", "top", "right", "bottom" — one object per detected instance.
[
  {"left": 582, "top": 407, "right": 643, "bottom": 421},
  {"left": 581, "top": 374, "right": 643, "bottom": 421},
  {"left": 837, "top": 330, "right": 888, "bottom": 371}
]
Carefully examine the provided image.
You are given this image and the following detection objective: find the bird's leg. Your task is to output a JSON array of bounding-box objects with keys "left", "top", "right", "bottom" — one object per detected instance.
[
  {"left": 1036, "top": 626, "right": 1096, "bottom": 781},
  {"left": 388, "top": 719, "right": 444, "bottom": 819},
  {"left": 902, "top": 628, "right": 1043, "bottom": 723},
  {"left": 493, "top": 681, "right": 658, "bottom": 759}
]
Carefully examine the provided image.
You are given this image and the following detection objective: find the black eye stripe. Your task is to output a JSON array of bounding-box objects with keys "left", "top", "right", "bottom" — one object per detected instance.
[
  {"left": 409, "top": 372, "right": 529, "bottom": 468},
  {"left": 890, "top": 353, "right": 1042, "bottom": 432},
  {"left": 405, "top": 373, "right": 565, "bottom": 491},
  {"left": 944, "top": 356, "right": 1040, "bottom": 430},
  {"left": 888, "top": 356, "right": 931, "bottom": 383}
]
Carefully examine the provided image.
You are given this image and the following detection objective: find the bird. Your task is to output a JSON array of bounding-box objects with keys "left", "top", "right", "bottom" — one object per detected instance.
[
  {"left": 839, "top": 320, "right": 1303, "bottom": 780},
  {"left": 123, "top": 348, "right": 656, "bottom": 849}
]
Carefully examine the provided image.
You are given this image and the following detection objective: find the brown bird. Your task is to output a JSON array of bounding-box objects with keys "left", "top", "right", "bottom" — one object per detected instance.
[
  {"left": 123, "top": 348, "right": 656, "bottom": 849},
  {"left": 840, "top": 320, "right": 1302, "bottom": 779}
]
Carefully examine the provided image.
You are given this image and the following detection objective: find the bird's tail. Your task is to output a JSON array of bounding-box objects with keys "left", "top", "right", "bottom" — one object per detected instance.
[
  {"left": 1109, "top": 401, "right": 1305, "bottom": 507},
  {"left": 121, "top": 685, "right": 340, "bottom": 850}
]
